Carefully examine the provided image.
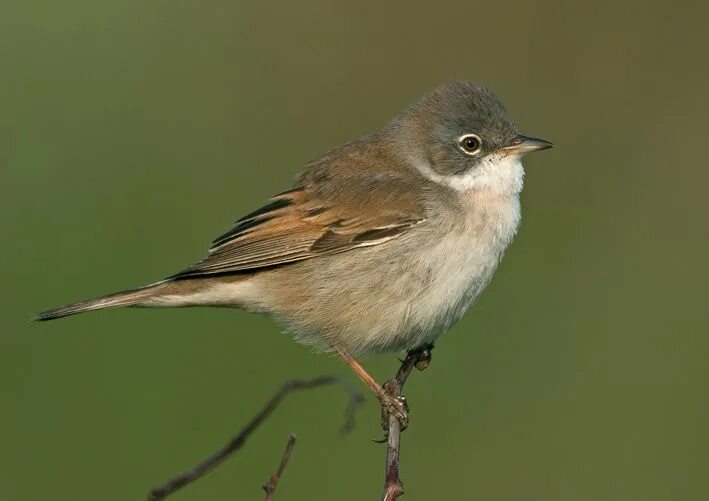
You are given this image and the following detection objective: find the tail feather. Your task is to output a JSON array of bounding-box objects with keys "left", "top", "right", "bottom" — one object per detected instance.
[{"left": 35, "top": 283, "right": 164, "bottom": 321}]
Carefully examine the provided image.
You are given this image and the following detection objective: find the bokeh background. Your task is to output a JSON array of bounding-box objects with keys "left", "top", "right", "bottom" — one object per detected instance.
[{"left": 2, "top": 1, "right": 708, "bottom": 500}]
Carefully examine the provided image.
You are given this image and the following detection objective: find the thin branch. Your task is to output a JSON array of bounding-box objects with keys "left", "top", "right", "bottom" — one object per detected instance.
[
  {"left": 262, "top": 434, "right": 297, "bottom": 500},
  {"left": 381, "top": 345, "right": 433, "bottom": 501},
  {"left": 147, "top": 375, "right": 363, "bottom": 500}
]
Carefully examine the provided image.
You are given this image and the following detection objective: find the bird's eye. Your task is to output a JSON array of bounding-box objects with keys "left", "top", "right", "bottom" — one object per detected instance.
[{"left": 459, "top": 134, "right": 482, "bottom": 155}]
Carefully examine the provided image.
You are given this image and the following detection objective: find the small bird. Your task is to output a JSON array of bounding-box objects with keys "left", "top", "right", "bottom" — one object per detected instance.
[{"left": 37, "top": 81, "right": 552, "bottom": 421}]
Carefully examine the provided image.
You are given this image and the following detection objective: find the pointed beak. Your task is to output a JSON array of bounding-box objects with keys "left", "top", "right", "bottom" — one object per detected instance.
[{"left": 501, "top": 134, "right": 554, "bottom": 155}]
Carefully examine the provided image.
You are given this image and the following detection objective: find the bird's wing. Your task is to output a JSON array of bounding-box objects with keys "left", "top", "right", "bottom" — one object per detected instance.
[{"left": 168, "top": 174, "right": 425, "bottom": 279}]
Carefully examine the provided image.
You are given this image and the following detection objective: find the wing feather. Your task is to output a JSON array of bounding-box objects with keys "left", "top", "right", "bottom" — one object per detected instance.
[{"left": 168, "top": 176, "right": 425, "bottom": 280}]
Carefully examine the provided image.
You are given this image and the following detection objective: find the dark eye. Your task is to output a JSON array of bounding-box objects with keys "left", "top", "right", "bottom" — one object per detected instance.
[{"left": 459, "top": 134, "right": 482, "bottom": 155}]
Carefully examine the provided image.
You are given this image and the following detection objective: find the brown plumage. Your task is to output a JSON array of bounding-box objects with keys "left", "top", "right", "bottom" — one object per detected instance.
[{"left": 169, "top": 175, "right": 425, "bottom": 279}]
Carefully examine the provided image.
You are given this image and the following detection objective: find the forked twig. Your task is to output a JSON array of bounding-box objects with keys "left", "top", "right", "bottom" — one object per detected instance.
[
  {"left": 148, "top": 375, "right": 363, "bottom": 500},
  {"left": 381, "top": 346, "right": 432, "bottom": 501},
  {"left": 262, "top": 434, "right": 297, "bottom": 500}
]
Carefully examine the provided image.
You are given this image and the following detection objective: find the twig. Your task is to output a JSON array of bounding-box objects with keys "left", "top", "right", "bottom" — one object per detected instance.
[
  {"left": 381, "top": 345, "right": 433, "bottom": 501},
  {"left": 262, "top": 434, "right": 297, "bottom": 500},
  {"left": 148, "top": 375, "right": 363, "bottom": 500}
]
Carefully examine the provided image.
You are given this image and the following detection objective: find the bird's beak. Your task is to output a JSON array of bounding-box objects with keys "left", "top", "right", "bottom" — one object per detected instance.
[{"left": 501, "top": 134, "right": 554, "bottom": 155}]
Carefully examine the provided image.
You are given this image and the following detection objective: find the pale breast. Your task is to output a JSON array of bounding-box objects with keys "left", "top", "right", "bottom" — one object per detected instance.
[{"left": 400, "top": 192, "right": 521, "bottom": 349}]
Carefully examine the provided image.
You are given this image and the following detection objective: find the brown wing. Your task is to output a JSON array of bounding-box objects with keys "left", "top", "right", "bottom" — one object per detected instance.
[{"left": 168, "top": 176, "right": 425, "bottom": 280}]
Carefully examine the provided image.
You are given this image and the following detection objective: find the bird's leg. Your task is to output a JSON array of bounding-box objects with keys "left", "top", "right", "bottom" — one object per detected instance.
[
  {"left": 332, "top": 347, "right": 410, "bottom": 429},
  {"left": 333, "top": 344, "right": 434, "bottom": 431},
  {"left": 379, "top": 344, "right": 434, "bottom": 430}
]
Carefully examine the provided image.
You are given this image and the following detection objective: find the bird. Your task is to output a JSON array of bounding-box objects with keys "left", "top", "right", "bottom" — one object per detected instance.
[{"left": 37, "top": 81, "right": 553, "bottom": 423}]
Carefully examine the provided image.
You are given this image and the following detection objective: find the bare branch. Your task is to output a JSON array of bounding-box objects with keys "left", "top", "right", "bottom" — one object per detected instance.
[
  {"left": 381, "top": 346, "right": 433, "bottom": 501},
  {"left": 262, "top": 433, "right": 297, "bottom": 500},
  {"left": 148, "top": 375, "right": 363, "bottom": 500}
]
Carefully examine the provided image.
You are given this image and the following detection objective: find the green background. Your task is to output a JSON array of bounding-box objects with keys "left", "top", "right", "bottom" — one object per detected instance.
[{"left": 2, "top": 1, "right": 708, "bottom": 500}]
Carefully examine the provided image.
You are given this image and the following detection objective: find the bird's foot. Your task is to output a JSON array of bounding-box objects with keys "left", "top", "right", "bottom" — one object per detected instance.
[
  {"left": 379, "top": 380, "right": 409, "bottom": 431},
  {"left": 414, "top": 345, "right": 434, "bottom": 371}
]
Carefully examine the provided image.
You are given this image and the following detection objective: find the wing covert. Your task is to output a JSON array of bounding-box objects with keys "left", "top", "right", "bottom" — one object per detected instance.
[{"left": 169, "top": 177, "right": 424, "bottom": 280}]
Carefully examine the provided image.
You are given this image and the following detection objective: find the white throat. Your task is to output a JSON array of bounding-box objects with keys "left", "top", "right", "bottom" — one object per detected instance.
[{"left": 412, "top": 153, "right": 525, "bottom": 195}]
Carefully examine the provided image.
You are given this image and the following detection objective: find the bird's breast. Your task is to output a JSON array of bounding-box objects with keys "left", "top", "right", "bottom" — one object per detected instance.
[{"left": 403, "top": 192, "right": 521, "bottom": 343}]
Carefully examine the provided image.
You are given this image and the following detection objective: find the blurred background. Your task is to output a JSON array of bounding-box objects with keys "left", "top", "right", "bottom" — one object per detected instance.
[{"left": 2, "top": 1, "right": 708, "bottom": 500}]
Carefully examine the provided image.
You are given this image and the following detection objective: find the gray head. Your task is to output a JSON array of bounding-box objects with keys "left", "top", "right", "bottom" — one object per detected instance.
[{"left": 388, "top": 81, "right": 552, "bottom": 179}]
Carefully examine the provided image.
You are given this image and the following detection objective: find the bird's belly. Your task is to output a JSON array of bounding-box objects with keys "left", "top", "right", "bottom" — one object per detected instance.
[
  {"left": 251, "top": 198, "right": 520, "bottom": 355},
  {"left": 396, "top": 231, "right": 505, "bottom": 348}
]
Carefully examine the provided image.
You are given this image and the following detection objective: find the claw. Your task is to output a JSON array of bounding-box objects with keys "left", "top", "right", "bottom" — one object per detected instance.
[{"left": 379, "top": 389, "right": 409, "bottom": 431}]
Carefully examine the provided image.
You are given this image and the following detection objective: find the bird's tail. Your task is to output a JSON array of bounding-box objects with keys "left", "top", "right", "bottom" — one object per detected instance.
[{"left": 35, "top": 282, "right": 167, "bottom": 321}]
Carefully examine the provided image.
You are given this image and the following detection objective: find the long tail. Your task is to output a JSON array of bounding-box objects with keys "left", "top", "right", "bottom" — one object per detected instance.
[{"left": 35, "top": 282, "right": 167, "bottom": 321}]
